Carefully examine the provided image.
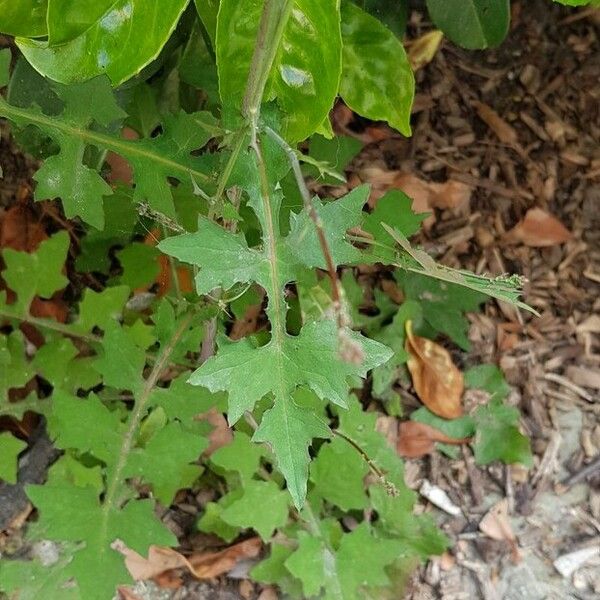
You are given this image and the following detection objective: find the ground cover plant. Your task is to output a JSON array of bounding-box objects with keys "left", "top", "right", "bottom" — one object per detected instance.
[{"left": 0, "top": 0, "right": 595, "bottom": 598}]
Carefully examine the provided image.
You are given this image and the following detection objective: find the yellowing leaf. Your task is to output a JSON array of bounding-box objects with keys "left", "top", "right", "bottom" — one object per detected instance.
[
  {"left": 405, "top": 320, "right": 464, "bottom": 419},
  {"left": 407, "top": 30, "right": 444, "bottom": 71}
]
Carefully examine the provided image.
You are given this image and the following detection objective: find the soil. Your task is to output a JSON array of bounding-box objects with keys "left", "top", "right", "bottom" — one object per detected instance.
[{"left": 0, "top": 1, "right": 598, "bottom": 599}]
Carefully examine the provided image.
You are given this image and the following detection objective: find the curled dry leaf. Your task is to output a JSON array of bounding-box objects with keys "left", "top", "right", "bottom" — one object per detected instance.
[
  {"left": 407, "top": 30, "right": 444, "bottom": 71},
  {"left": 113, "top": 537, "right": 262, "bottom": 581},
  {"left": 506, "top": 207, "right": 571, "bottom": 247},
  {"left": 405, "top": 320, "right": 464, "bottom": 419},
  {"left": 397, "top": 421, "right": 470, "bottom": 458},
  {"left": 479, "top": 499, "right": 520, "bottom": 563}
]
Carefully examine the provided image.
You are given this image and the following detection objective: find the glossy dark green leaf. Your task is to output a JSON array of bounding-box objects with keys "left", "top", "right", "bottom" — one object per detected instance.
[
  {"left": 194, "top": 0, "right": 219, "bottom": 46},
  {"left": 47, "top": 0, "right": 114, "bottom": 45},
  {"left": 340, "top": 2, "right": 414, "bottom": 136},
  {"left": 0, "top": 0, "right": 48, "bottom": 37},
  {"left": 16, "top": 0, "right": 190, "bottom": 85},
  {"left": 425, "top": 0, "right": 510, "bottom": 49},
  {"left": 269, "top": 0, "right": 342, "bottom": 142},
  {"left": 362, "top": 0, "right": 408, "bottom": 38},
  {"left": 217, "top": 0, "right": 342, "bottom": 141}
]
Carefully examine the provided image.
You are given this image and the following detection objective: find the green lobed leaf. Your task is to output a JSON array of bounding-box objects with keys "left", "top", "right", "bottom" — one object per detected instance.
[
  {"left": 17, "top": 0, "right": 190, "bottom": 85},
  {"left": 0, "top": 331, "right": 36, "bottom": 409},
  {"left": 25, "top": 484, "right": 176, "bottom": 600},
  {"left": 472, "top": 401, "right": 532, "bottom": 467},
  {"left": 124, "top": 421, "right": 207, "bottom": 505},
  {"left": 0, "top": 432, "right": 27, "bottom": 483},
  {"left": 220, "top": 480, "right": 290, "bottom": 540},
  {"left": 310, "top": 437, "right": 369, "bottom": 511},
  {"left": 93, "top": 321, "right": 146, "bottom": 393},
  {"left": 340, "top": 2, "right": 414, "bottom": 136},
  {"left": 287, "top": 185, "right": 368, "bottom": 269},
  {"left": 0, "top": 81, "right": 219, "bottom": 224},
  {"left": 363, "top": 190, "right": 427, "bottom": 262},
  {"left": 75, "top": 285, "right": 130, "bottom": 333},
  {"left": 210, "top": 431, "right": 265, "bottom": 486},
  {"left": 465, "top": 364, "right": 511, "bottom": 401},
  {"left": 425, "top": 0, "right": 510, "bottom": 49},
  {"left": 1, "top": 231, "right": 69, "bottom": 313},
  {"left": 160, "top": 161, "right": 392, "bottom": 508},
  {"left": 0, "top": 0, "right": 48, "bottom": 37},
  {"left": 396, "top": 270, "right": 487, "bottom": 351}
]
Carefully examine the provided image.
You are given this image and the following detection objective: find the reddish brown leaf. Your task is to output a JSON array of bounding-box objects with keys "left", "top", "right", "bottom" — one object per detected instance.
[
  {"left": 397, "top": 421, "right": 470, "bottom": 458},
  {"left": 405, "top": 321, "right": 464, "bottom": 419},
  {"left": 506, "top": 207, "right": 571, "bottom": 247},
  {"left": 0, "top": 203, "right": 47, "bottom": 252}
]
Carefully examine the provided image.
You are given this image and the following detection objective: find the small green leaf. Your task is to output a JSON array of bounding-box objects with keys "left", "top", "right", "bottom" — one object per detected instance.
[
  {"left": 93, "top": 321, "right": 146, "bottom": 393},
  {"left": 1, "top": 232, "right": 69, "bottom": 312},
  {"left": 396, "top": 271, "right": 487, "bottom": 350},
  {"left": 0, "top": 331, "right": 35, "bottom": 408},
  {"left": 287, "top": 185, "right": 368, "bottom": 269},
  {"left": 472, "top": 401, "right": 533, "bottom": 467},
  {"left": 17, "top": 0, "right": 190, "bottom": 85},
  {"left": 284, "top": 532, "right": 326, "bottom": 597},
  {"left": 125, "top": 422, "right": 207, "bottom": 504},
  {"left": 465, "top": 364, "right": 511, "bottom": 400},
  {"left": 25, "top": 484, "right": 175, "bottom": 600},
  {"left": 335, "top": 523, "right": 404, "bottom": 599},
  {"left": 116, "top": 243, "right": 160, "bottom": 289},
  {"left": 363, "top": 190, "right": 427, "bottom": 260},
  {"left": 304, "top": 134, "right": 362, "bottom": 185},
  {"left": 211, "top": 431, "right": 264, "bottom": 486},
  {"left": 0, "top": 0, "right": 48, "bottom": 37},
  {"left": 149, "top": 374, "right": 226, "bottom": 422},
  {"left": 0, "top": 433, "right": 27, "bottom": 483},
  {"left": 340, "top": 2, "right": 414, "bottom": 136},
  {"left": 76, "top": 285, "right": 130, "bottom": 333},
  {"left": 426, "top": 0, "right": 510, "bottom": 49},
  {"left": 310, "top": 437, "right": 369, "bottom": 511},
  {"left": 220, "top": 480, "right": 290, "bottom": 540},
  {"left": 197, "top": 500, "right": 241, "bottom": 543}
]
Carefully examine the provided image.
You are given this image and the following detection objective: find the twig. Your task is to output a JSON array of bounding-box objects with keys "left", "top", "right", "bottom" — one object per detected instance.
[
  {"left": 543, "top": 372, "right": 594, "bottom": 402},
  {"left": 562, "top": 454, "right": 600, "bottom": 488}
]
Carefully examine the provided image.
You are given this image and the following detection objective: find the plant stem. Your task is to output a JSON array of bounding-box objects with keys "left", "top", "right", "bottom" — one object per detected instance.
[
  {"left": 264, "top": 126, "right": 347, "bottom": 328},
  {"left": 242, "top": 0, "right": 295, "bottom": 128},
  {"left": 100, "top": 311, "right": 194, "bottom": 524}
]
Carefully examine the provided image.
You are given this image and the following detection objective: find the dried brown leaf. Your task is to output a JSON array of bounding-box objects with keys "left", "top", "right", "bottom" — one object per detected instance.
[
  {"left": 479, "top": 499, "right": 520, "bottom": 562},
  {"left": 397, "top": 421, "right": 470, "bottom": 458},
  {"left": 113, "top": 537, "right": 262, "bottom": 581},
  {"left": 405, "top": 321, "right": 464, "bottom": 419},
  {"left": 473, "top": 101, "right": 519, "bottom": 145},
  {"left": 507, "top": 207, "right": 571, "bottom": 247}
]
